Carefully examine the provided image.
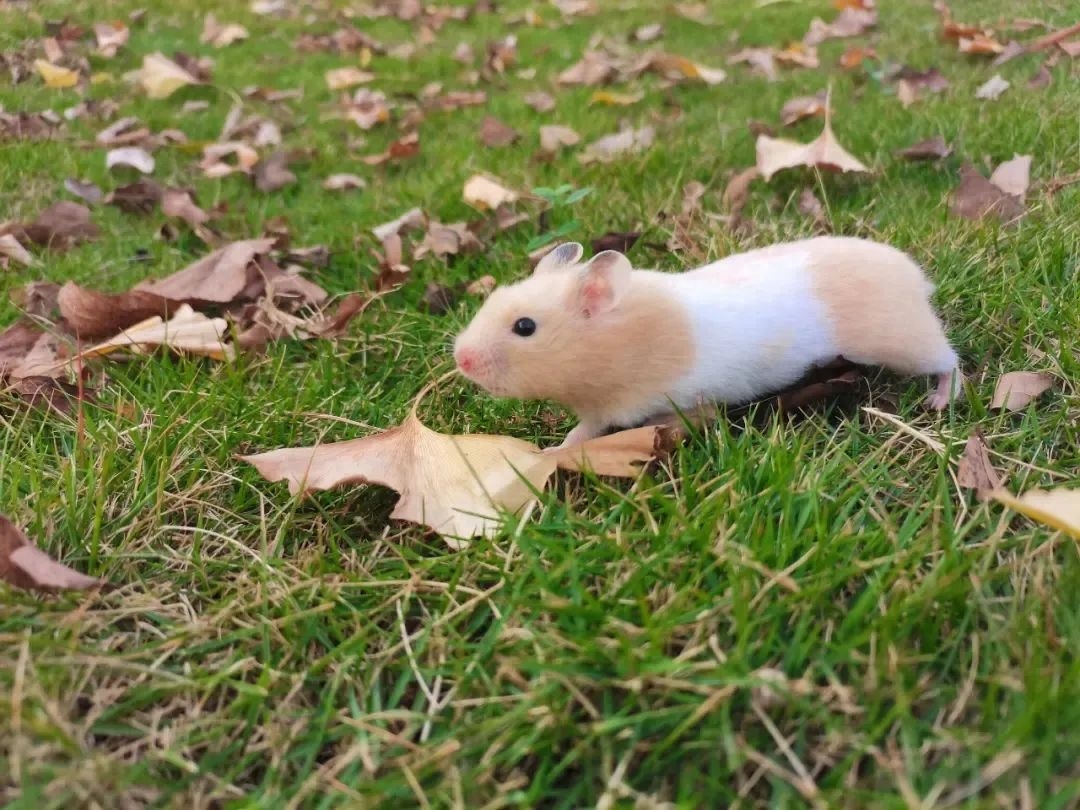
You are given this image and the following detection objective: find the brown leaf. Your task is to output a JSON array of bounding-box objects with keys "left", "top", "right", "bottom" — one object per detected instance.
[
  {"left": 727, "top": 48, "right": 779, "bottom": 81},
  {"left": 780, "top": 92, "right": 827, "bottom": 126},
  {"left": 957, "top": 430, "right": 1003, "bottom": 500},
  {"left": 201, "top": 14, "right": 249, "bottom": 47},
  {"left": 797, "top": 187, "right": 827, "bottom": 227},
  {"left": 413, "top": 221, "right": 482, "bottom": 260},
  {"left": 992, "top": 488, "right": 1080, "bottom": 540},
  {"left": 895, "top": 135, "right": 952, "bottom": 161},
  {"left": 466, "top": 275, "right": 496, "bottom": 297},
  {"left": 240, "top": 412, "right": 658, "bottom": 546},
  {"left": 539, "top": 124, "right": 580, "bottom": 155},
  {"left": 343, "top": 88, "right": 391, "bottom": 129},
  {"left": 0, "top": 321, "right": 46, "bottom": 376},
  {"left": 949, "top": 163, "right": 1025, "bottom": 223},
  {"left": 161, "top": 188, "right": 211, "bottom": 228},
  {"left": 137, "top": 238, "right": 280, "bottom": 304},
  {"left": 323, "top": 173, "right": 367, "bottom": 191},
  {"left": 0, "top": 515, "right": 103, "bottom": 592},
  {"left": 524, "top": 91, "right": 556, "bottom": 112},
  {"left": 988, "top": 154, "right": 1031, "bottom": 198},
  {"left": 839, "top": 45, "right": 876, "bottom": 69},
  {"left": 591, "top": 231, "right": 641, "bottom": 254},
  {"left": 325, "top": 66, "right": 375, "bottom": 90},
  {"left": 775, "top": 367, "right": 862, "bottom": 413},
  {"left": 199, "top": 142, "right": 259, "bottom": 178},
  {"left": 755, "top": 107, "right": 868, "bottom": 181},
  {"left": 64, "top": 178, "right": 104, "bottom": 205},
  {"left": 6, "top": 375, "right": 95, "bottom": 417},
  {"left": 579, "top": 126, "right": 655, "bottom": 165},
  {"left": 645, "top": 53, "right": 726, "bottom": 85},
  {"left": 361, "top": 132, "right": 420, "bottom": 165},
  {"left": 804, "top": 6, "right": 877, "bottom": 45},
  {"left": 93, "top": 20, "right": 129, "bottom": 58},
  {"left": 96, "top": 116, "right": 150, "bottom": 147},
  {"left": 1028, "top": 64, "right": 1052, "bottom": 89},
  {"left": 721, "top": 167, "right": 759, "bottom": 216},
  {"left": 557, "top": 51, "right": 617, "bottom": 86},
  {"left": 254, "top": 150, "right": 297, "bottom": 192},
  {"left": 991, "top": 40, "right": 1024, "bottom": 65},
  {"left": 478, "top": 115, "right": 520, "bottom": 148},
  {"left": 106, "top": 179, "right": 164, "bottom": 214},
  {"left": 893, "top": 67, "right": 949, "bottom": 106},
  {"left": 12, "top": 201, "right": 100, "bottom": 250},
  {"left": 775, "top": 42, "right": 820, "bottom": 69},
  {"left": 57, "top": 283, "right": 173, "bottom": 339},
  {"left": 313, "top": 293, "right": 367, "bottom": 337},
  {"left": 372, "top": 207, "right": 426, "bottom": 242},
  {"left": 138, "top": 52, "right": 201, "bottom": 99},
  {"left": 958, "top": 33, "right": 1005, "bottom": 55},
  {"left": 421, "top": 282, "right": 457, "bottom": 315},
  {"left": 990, "top": 371, "right": 1054, "bottom": 411},
  {"left": 0, "top": 234, "right": 35, "bottom": 267},
  {"left": 633, "top": 23, "right": 664, "bottom": 43},
  {"left": 463, "top": 174, "right": 518, "bottom": 211},
  {"left": 76, "top": 304, "right": 234, "bottom": 363}
]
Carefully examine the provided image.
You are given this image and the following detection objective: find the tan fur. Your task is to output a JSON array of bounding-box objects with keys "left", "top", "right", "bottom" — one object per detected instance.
[
  {"left": 809, "top": 240, "right": 955, "bottom": 375},
  {"left": 454, "top": 269, "right": 694, "bottom": 426}
]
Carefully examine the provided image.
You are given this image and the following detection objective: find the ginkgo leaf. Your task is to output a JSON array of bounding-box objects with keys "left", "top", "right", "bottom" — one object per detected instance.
[
  {"left": 34, "top": 60, "right": 79, "bottom": 88},
  {"left": 463, "top": 174, "right": 518, "bottom": 210},
  {"left": 240, "top": 412, "right": 660, "bottom": 547},
  {"left": 76, "top": 305, "right": 234, "bottom": 362},
  {"left": 993, "top": 488, "right": 1080, "bottom": 540},
  {"left": 138, "top": 52, "right": 201, "bottom": 99},
  {"left": 755, "top": 102, "right": 868, "bottom": 181},
  {"left": 1, "top": 515, "right": 103, "bottom": 593}
]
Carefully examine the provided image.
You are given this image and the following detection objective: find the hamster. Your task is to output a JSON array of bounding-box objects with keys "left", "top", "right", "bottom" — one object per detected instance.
[{"left": 453, "top": 237, "right": 963, "bottom": 447}]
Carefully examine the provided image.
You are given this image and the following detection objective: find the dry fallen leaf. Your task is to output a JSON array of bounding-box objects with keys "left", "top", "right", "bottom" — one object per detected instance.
[
  {"left": 9, "top": 201, "right": 100, "bottom": 250},
  {"left": 988, "top": 154, "right": 1031, "bottom": 197},
  {"left": 949, "top": 162, "right": 1025, "bottom": 223},
  {"left": 975, "top": 74, "right": 1010, "bottom": 100},
  {"left": 361, "top": 132, "right": 420, "bottom": 165},
  {"left": 463, "top": 174, "right": 518, "bottom": 211},
  {"left": 804, "top": 6, "right": 877, "bottom": 46},
  {"left": 957, "top": 431, "right": 1002, "bottom": 500},
  {"left": 94, "top": 21, "right": 130, "bottom": 58},
  {"left": 372, "top": 207, "right": 426, "bottom": 241},
  {"left": 591, "top": 231, "right": 641, "bottom": 254},
  {"left": 0, "top": 515, "right": 103, "bottom": 593},
  {"left": 138, "top": 238, "right": 279, "bottom": 303},
  {"left": 539, "top": 124, "right": 580, "bottom": 155},
  {"left": 413, "top": 220, "right": 482, "bottom": 260},
  {"left": 775, "top": 42, "right": 820, "bottom": 69},
  {"left": 894, "top": 67, "right": 950, "bottom": 107},
  {"left": 77, "top": 304, "right": 234, "bottom": 363},
  {"left": 64, "top": 178, "right": 105, "bottom": 204},
  {"left": 756, "top": 103, "right": 868, "bottom": 181},
  {"left": 138, "top": 52, "right": 201, "bottom": 99},
  {"left": 57, "top": 283, "right": 173, "bottom": 339},
  {"left": 797, "top": 187, "right": 827, "bottom": 227},
  {"left": 633, "top": 23, "right": 664, "bottom": 42},
  {"left": 721, "top": 166, "right": 759, "bottom": 217},
  {"left": 959, "top": 33, "right": 1005, "bottom": 55},
  {"left": 0, "top": 234, "right": 35, "bottom": 267},
  {"left": 579, "top": 126, "right": 656, "bottom": 165},
  {"left": 839, "top": 45, "right": 876, "bottom": 69},
  {"left": 990, "top": 371, "right": 1054, "bottom": 411},
  {"left": 895, "top": 135, "right": 952, "bottom": 161},
  {"left": 240, "top": 410, "right": 659, "bottom": 546},
  {"left": 34, "top": 60, "right": 79, "bottom": 89},
  {"left": 590, "top": 90, "right": 644, "bottom": 107},
  {"left": 478, "top": 115, "right": 520, "bottom": 148},
  {"left": 780, "top": 93, "right": 827, "bottom": 126},
  {"left": 524, "top": 91, "right": 556, "bottom": 112},
  {"left": 325, "top": 66, "right": 375, "bottom": 90},
  {"left": 200, "top": 142, "right": 260, "bottom": 178},
  {"left": 254, "top": 150, "right": 297, "bottom": 192},
  {"left": 645, "top": 53, "right": 726, "bottom": 85},
  {"left": 323, "top": 173, "right": 367, "bottom": 191},
  {"left": 557, "top": 51, "right": 617, "bottom": 86},
  {"left": 201, "top": 14, "right": 250, "bottom": 48},
  {"left": 106, "top": 146, "right": 156, "bottom": 174},
  {"left": 992, "top": 488, "right": 1080, "bottom": 540}
]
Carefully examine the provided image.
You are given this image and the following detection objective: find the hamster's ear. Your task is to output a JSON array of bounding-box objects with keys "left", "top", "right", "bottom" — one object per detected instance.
[
  {"left": 576, "top": 251, "right": 633, "bottom": 318},
  {"left": 534, "top": 241, "right": 584, "bottom": 274}
]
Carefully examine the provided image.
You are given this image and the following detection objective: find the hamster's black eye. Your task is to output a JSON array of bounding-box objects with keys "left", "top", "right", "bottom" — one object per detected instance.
[{"left": 512, "top": 317, "right": 536, "bottom": 337}]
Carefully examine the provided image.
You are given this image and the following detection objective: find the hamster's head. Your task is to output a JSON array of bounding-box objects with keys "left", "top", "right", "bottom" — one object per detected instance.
[{"left": 453, "top": 242, "right": 633, "bottom": 402}]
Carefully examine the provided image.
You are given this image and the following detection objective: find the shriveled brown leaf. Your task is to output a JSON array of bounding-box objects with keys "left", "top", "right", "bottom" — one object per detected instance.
[
  {"left": 591, "top": 231, "right": 641, "bottom": 254},
  {"left": 466, "top": 275, "right": 496, "bottom": 297},
  {"left": 137, "top": 238, "right": 279, "bottom": 304},
  {"left": 755, "top": 106, "right": 868, "bottom": 181},
  {"left": 323, "top": 173, "right": 367, "bottom": 191},
  {"left": 839, "top": 45, "right": 876, "bottom": 69},
  {"left": 254, "top": 150, "right": 297, "bottom": 192},
  {"left": 780, "top": 92, "right": 827, "bottom": 126},
  {"left": 478, "top": 115, "right": 520, "bottom": 148},
  {"left": 539, "top": 124, "right": 580, "bottom": 155},
  {"left": 991, "top": 40, "right": 1024, "bottom": 65},
  {"left": 557, "top": 51, "right": 617, "bottom": 86},
  {"left": 959, "top": 33, "right": 1005, "bottom": 55},
  {"left": 645, "top": 53, "right": 726, "bottom": 85},
  {"left": 199, "top": 142, "right": 259, "bottom": 178},
  {"left": 992, "top": 488, "right": 1080, "bottom": 540},
  {"left": 57, "top": 283, "right": 173, "bottom": 339},
  {"left": 372, "top": 207, "right": 426, "bottom": 241},
  {"left": 524, "top": 91, "right": 556, "bottom": 112},
  {"left": 463, "top": 174, "right": 518, "bottom": 211},
  {"left": 895, "top": 135, "right": 952, "bottom": 161},
  {"left": 1028, "top": 64, "right": 1052, "bottom": 89},
  {"left": 893, "top": 67, "right": 949, "bottom": 107},
  {"left": 421, "top": 282, "right": 457, "bottom": 315},
  {"left": 0, "top": 321, "right": 46, "bottom": 376},
  {"left": 0, "top": 234, "right": 35, "bottom": 267},
  {"left": 957, "top": 431, "right": 1002, "bottom": 500},
  {"left": 201, "top": 14, "right": 249, "bottom": 47},
  {"left": 797, "top": 187, "right": 827, "bottom": 227},
  {"left": 94, "top": 21, "right": 130, "bottom": 58},
  {"left": 727, "top": 48, "right": 778, "bottom": 81},
  {"left": 0, "top": 515, "right": 103, "bottom": 593},
  {"left": 990, "top": 371, "right": 1054, "bottom": 411},
  {"left": 240, "top": 412, "right": 659, "bottom": 546},
  {"left": 988, "top": 154, "right": 1031, "bottom": 197},
  {"left": 361, "top": 132, "right": 420, "bottom": 165},
  {"left": 325, "top": 66, "right": 375, "bottom": 90},
  {"left": 106, "top": 179, "right": 163, "bottom": 214},
  {"left": 371, "top": 233, "right": 411, "bottom": 291},
  {"left": 775, "top": 366, "right": 862, "bottom": 413},
  {"left": 138, "top": 52, "right": 201, "bottom": 99},
  {"left": 64, "top": 178, "right": 104, "bottom": 205},
  {"left": 10, "top": 201, "right": 100, "bottom": 250},
  {"left": 413, "top": 221, "right": 482, "bottom": 260},
  {"left": 6, "top": 375, "right": 95, "bottom": 417},
  {"left": 721, "top": 167, "right": 759, "bottom": 216},
  {"left": 106, "top": 146, "right": 155, "bottom": 174},
  {"left": 804, "top": 6, "right": 877, "bottom": 46},
  {"left": 579, "top": 126, "right": 655, "bottom": 165},
  {"left": 975, "top": 74, "right": 1010, "bottom": 100},
  {"left": 949, "top": 163, "right": 1025, "bottom": 223},
  {"left": 95, "top": 116, "right": 150, "bottom": 147},
  {"left": 161, "top": 187, "right": 211, "bottom": 228},
  {"left": 775, "top": 42, "right": 819, "bottom": 69},
  {"left": 76, "top": 304, "right": 234, "bottom": 362}
]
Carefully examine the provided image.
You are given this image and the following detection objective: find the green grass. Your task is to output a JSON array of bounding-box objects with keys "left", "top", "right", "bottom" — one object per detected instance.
[{"left": 2, "top": 0, "right": 1080, "bottom": 807}]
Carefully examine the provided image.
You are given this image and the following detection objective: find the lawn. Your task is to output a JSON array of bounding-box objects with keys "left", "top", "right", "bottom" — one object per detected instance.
[{"left": 2, "top": 0, "right": 1079, "bottom": 807}]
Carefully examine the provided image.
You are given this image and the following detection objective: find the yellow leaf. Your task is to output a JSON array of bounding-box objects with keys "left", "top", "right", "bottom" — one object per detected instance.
[
  {"left": 993, "top": 488, "right": 1080, "bottom": 540},
  {"left": 138, "top": 52, "right": 200, "bottom": 99},
  {"left": 590, "top": 90, "right": 644, "bottom": 106},
  {"left": 90, "top": 72, "right": 115, "bottom": 85},
  {"left": 34, "top": 60, "right": 79, "bottom": 89}
]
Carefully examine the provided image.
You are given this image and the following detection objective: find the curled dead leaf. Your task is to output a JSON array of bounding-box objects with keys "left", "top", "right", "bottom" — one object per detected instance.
[
  {"left": 323, "top": 173, "right": 367, "bottom": 191},
  {"left": 361, "top": 132, "right": 420, "bottom": 165},
  {"left": 106, "top": 146, "right": 156, "bottom": 174},
  {"left": 77, "top": 304, "right": 234, "bottom": 363},
  {"left": 0, "top": 515, "right": 103, "bottom": 593},
  {"left": 780, "top": 92, "right": 827, "bottom": 126},
  {"left": 990, "top": 371, "right": 1054, "bottom": 411},
  {"left": 254, "top": 150, "right": 297, "bottom": 192},
  {"left": 895, "top": 135, "right": 952, "bottom": 161},
  {"left": 992, "top": 488, "right": 1080, "bottom": 540},
  {"left": 478, "top": 115, "right": 520, "bottom": 148},
  {"left": 957, "top": 430, "right": 1002, "bottom": 501},
  {"left": 0, "top": 234, "right": 35, "bottom": 267},
  {"left": 10, "top": 201, "right": 100, "bottom": 250},
  {"left": 579, "top": 126, "right": 656, "bottom": 165}
]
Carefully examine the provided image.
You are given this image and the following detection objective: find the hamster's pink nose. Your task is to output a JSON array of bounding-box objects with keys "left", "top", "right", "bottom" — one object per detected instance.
[{"left": 455, "top": 346, "right": 477, "bottom": 374}]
